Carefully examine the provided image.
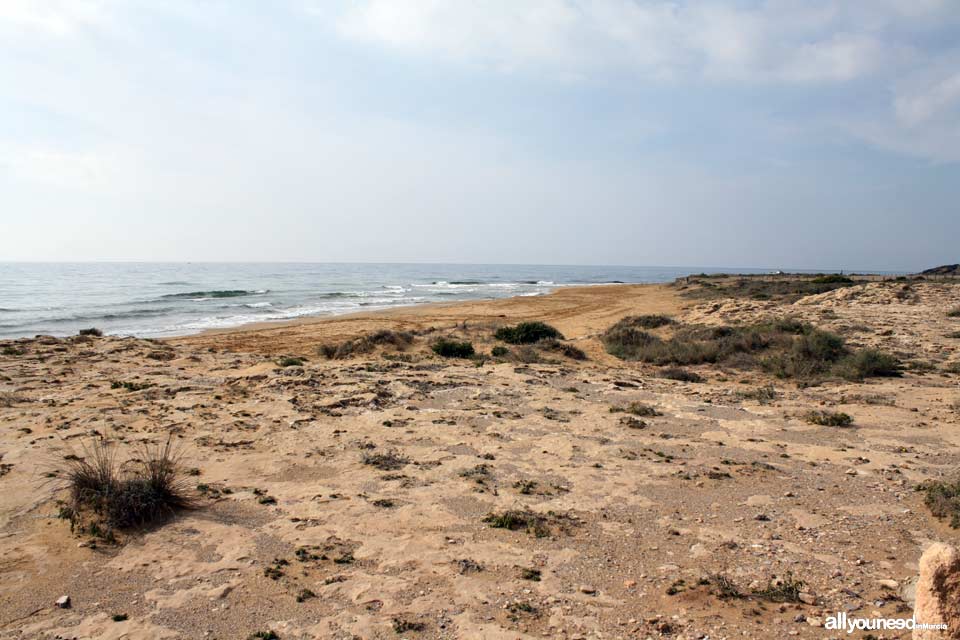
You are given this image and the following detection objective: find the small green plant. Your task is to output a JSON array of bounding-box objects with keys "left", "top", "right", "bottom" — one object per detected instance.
[
  {"left": 483, "top": 509, "right": 550, "bottom": 537},
  {"left": 751, "top": 572, "right": 806, "bottom": 603},
  {"left": 249, "top": 632, "right": 279, "bottom": 640},
  {"left": 431, "top": 338, "right": 474, "bottom": 358},
  {"left": 78, "top": 327, "right": 103, "bottom": 337},
  {"left": 110, "top": 380, "right": 153, "bottom": 392},
  {"left": 947, "top": 307, "right": 960, "bottom": 318},
  {"left": 520, "top": 567, "right": 542, "bottom": 581},
  {"left": 658, "top": 367, "right": 703, "bottom": 383},
  {"left": 709, "top": 574, "right": 746, "bottom": 599},
  {"left": 540, "top": 339, "right": 587, "bottom": 360},
  {"left": 277, "top": 356, "right": 305, "bottom": 367},
  {"left": 296, "top": 588, "right": 316, "bottom": 602},
  {"left": 2, "top": 346, "right": 25, "bottom": 356},
  {"left": 918, "top": 478, "right": 960, "bottom": 528},
  {"left": 392, "top": 618, "right": 426, "bottom": 634},
  {"left": 491, "top": 345, "right": 509, "bottom": 357},
  {"left": 361, "top": 450, "right": 409, "bottom": 471},
  {"left": 946, "top": 331, "right": 960, "bottom": 339},
  {"left": 610, "top": 402, "right": 660, "bottom": 417},
  {"left": 805, "top": 411, "right": 853, "bottom": 427},
  {"left": 495, "top": 321, "right": 562, "bottom": 344},
  {"left": 111, "top": 614, "right": 128, "bottom": 622}
]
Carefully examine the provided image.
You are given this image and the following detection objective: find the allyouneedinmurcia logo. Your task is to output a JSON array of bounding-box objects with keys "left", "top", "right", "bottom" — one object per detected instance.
[{"left": 824, "top": 611, "right": 948, "bottom": 634}]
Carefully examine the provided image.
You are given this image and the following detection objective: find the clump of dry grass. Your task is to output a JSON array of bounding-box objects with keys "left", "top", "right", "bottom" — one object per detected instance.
[
  {"left": 319, "top": 329, "right": 414, "bottom": 359},
  {"left": 60, "top": 437, "right": 194, "bottom": 534},
  {"left": 918, "top": 478, "right": 960, "bottom": 528}
]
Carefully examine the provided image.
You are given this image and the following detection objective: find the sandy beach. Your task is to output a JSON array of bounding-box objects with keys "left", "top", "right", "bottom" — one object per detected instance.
[{"left": 2, "top": 278, "right": 959, "bottom": 639}]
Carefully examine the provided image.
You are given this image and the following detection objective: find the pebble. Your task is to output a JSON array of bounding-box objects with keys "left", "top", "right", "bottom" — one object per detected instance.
[
  {"left": 55, "top": 595, "right": 71, "bottom": 609},
  {"left": 579, "top": 585, "right": 597, "bottom": 595},
  {"left": 798, "top": 592, "right": 817, "bottom": 605},
  {"left": 877, "top": 579, "right": 899, "bottom": 590}
]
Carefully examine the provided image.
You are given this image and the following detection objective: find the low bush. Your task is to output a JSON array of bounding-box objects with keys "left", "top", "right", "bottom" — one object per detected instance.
[
  {"left": 277, "top": 356, "right": 305, "bottom": 367},
  {"left": 78, "top": 328, "right": 103, "bottom": 337},
  {"left": 62, "top": 438, "right": 194, "bottom": 533},
  {"left": 919, "top": 478, "right": 960, "bottom": 528},
  {"left": 948, "top": 308, "right": 960, "bottom": 318},
  {"left": 431, "top": 338, "right": 475, "bottom": 358},
  {"left": 540, "top": 339, "right": 587, "bottom": 360},
  {"left": 658, "top": 367, "right": 703, "bottom": 383},
  {"left": 602, "top": 316, "right": 899, "bottom": 382},
  {"left": 610, "top": 402, "right": 660, "bottom": 417},
  {"left": 805, "top": 410, "right": 853, "bottom": 427},
  {"left": 490, "top": 345, "right": 509, "bottom": 357},
  {"left": 495, "top": 321, "right": 562, "bottom": 344},
  {"left": 319, "top": 329, "right": 414, "bottom": 359}
]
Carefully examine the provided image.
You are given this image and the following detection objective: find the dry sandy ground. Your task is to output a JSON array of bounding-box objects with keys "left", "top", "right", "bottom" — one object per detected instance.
[{"left": 1, "top": 282, "right": 959, "bottom": 639}]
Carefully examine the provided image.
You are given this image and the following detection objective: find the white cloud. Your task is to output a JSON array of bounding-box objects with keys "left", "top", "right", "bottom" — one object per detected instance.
[
  {"left": 324, "top": 0, "right": 941, "bottom": 84},
  {"left": 0, "top": 0, "right": 110, "bottom": 37}
]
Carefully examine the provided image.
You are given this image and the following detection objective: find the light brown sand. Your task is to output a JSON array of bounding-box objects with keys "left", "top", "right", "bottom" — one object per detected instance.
[{"left": 1, "top": 281, "right": 959, "bottom": 639}]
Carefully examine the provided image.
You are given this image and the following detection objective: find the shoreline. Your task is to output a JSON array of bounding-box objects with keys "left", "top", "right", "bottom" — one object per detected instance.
[{"left": 167, "top": 282, "right": 683, "bottom": 354}]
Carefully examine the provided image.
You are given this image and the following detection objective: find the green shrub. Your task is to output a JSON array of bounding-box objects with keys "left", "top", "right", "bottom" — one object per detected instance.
[
  {"left": 948, "top": 308, "right": 960, "bottom": 318},
  {"left": 431, "top": 339, "right": 475, "bottom": 358},
  {"left": 919, "top": 479, "right": 960, "bottom": 528},
  {"left": 805, "top": 411, "right": 853, "bottom": 427},
  {"left": 540, "top": 339, "right": 587, "bottom": 360},
  {"left": 319, "top": 329, "right": 414, "bottom": 359},
  {"left": 833, "top": 349, "right": 901, "bottom": 381},
  {"left": 78, "top": 327, "right": 103, "bottom": 337},
  {"left": 495, "top": 321, "right": 562, "bottom": 344},
  {"left": 491, "top": 345, "right": 509, "bottom": 357},
  {"left": 277, "top": 356, "right": 305, "bottom": 367},
  {"left": 658, "top": 367, "right": 703, "bottom": 383},
  {"left": 610, "top": 402, "right": 660, "bottom": 417},
  {"left": 811, "top": 274, "right": 854, "bottom": 284}
]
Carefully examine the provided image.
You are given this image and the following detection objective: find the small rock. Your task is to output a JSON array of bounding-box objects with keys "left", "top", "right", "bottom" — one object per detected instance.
[
  {"left": 798, "top": 592, "right": 817, "bottom": 605},
  {"left": 578, "top": 585, "right": 597, "bottom": 595},
  {"left": 623, "top": 580, "right": 637, "bottom": 588},
  {"left": 876, "top": 579, "right": 899, "bottom": 590},
  {"left": 55, "top": 595, "right": 71, "bottom": 609}
]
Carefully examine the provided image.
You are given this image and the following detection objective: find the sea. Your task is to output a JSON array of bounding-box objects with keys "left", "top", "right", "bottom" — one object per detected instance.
[{"left": 0, "top": 262, "right": 828, "bottom": 339}]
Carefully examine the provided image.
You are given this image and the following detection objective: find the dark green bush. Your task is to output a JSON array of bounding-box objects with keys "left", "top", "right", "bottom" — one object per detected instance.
[
  {"left": 805, "top": 411, "right": 853, "bottom": 427},
  {"left": 833, "top": 349, "right": 901, "bottom": 380},
  {"left": 78, "top": 327, "right": 103, "bottom": 337},
  {"left": 491, "top": 345, "right": 509, "bottom": 357},
  {"left": 540, "top": 339, "right": 587, "bottom": 360},
  {"left": 948, "top": 308, "right": 960, "bottom": 318},
  {"left": 658, "top": 367, "right": 703, "bottom": 383},
  {"left": 277, "top": 356, "right": 305, "bottom": 367},
  {"left": 495, "top": 321, "right": 562, "bottom": 344},
  {"left": 431, "top": 339, "right": 475, "bottom": 358},
  {"left": 919, "top": 479, "right": 960, "bottom": 528}
]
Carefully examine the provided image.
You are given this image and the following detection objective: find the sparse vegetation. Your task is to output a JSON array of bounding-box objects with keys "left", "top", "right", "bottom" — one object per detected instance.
[
  {"left": 319, "top": 329, "right": 414, "bottom": 359},
  {"left": 491, "top": 345, "right": 509, "bottom": 357},
  {"left": 277, "top": 356, "right": 305, "bottom": 367},
  {"left": 361, "top": 450, "right": 409, "bottom": 471},
  {"left": 61, "top": 437, "right": 194, "bottom": 533},
  {"left": 751, "top": 572, "right": 806, "bottom": 603},
  {"left": 539, "top": 339, "right": 587, "bottom": 360},
  {"left": 947, "top": 307, "right": 960, "bottom": 318},
  {"left": 603, "top": 316, "right": 900, "bottom": 382},
  {"left": 805, "top": 410, "right": 853, "bottom": 427},
  {"left": 680, "top": 275, "right": 858, "bottom": 302},
  {"left": 658, "top": 367, "right": 703, "bottom": 383},
  {"left": 110, "top": 380, "right": 153, "bottom": 392},
  {"left": 249, "top": 632, "right": 279, "bottom": 640},
  {"left": 484, "top": 509, "right": 549, "bottom": 537},
  {"left": 2, "top": 346, "right": 25, "bottom": 356},
  {"left": 78, "top": 327, "right": 103, "bottom": 337},
  {"left": 610, "top": 402, "right": 660, "bottom": 417},
  {"left": 495, "top": 321, "right": 562, "bottom": 344},
  {"left": 736, "top": 385, "right": 779, "bottom": 403},
  {"left": 392, "top": 618, "right": 426, "bottom": 634},
  {"left": 431, "top": 338, "right": 475, "bottom": 358},
  {"left": 710, "top": 574, "right": 746, "bottom": 599},
  {"left": 918, "top": 478, "right": 960, "bottom": 528}
]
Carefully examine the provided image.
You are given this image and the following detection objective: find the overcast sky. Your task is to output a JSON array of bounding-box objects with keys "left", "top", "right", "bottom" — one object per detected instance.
[{"left": 1, "top": 1, "right": 958, "bottom": 271}]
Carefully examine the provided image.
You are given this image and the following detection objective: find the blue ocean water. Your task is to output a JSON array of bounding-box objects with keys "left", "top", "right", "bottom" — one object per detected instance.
[{"left": 0, "top": 262, "right": 781, "bottom": 339}]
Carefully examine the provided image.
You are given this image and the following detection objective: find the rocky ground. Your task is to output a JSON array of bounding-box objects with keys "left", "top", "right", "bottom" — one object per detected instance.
[{"left": 1, "top": 280, "right": 959, "bottom": 639}]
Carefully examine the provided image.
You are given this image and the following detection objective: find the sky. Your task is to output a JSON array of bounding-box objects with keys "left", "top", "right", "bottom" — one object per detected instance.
[{"left": 1, "top": 1, "right": 958, "bottom": 271}]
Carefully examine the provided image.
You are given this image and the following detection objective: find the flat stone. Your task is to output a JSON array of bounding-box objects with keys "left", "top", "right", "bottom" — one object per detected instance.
[{"left": 55, "top": 595, "right": 71, "bottom": 609}]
